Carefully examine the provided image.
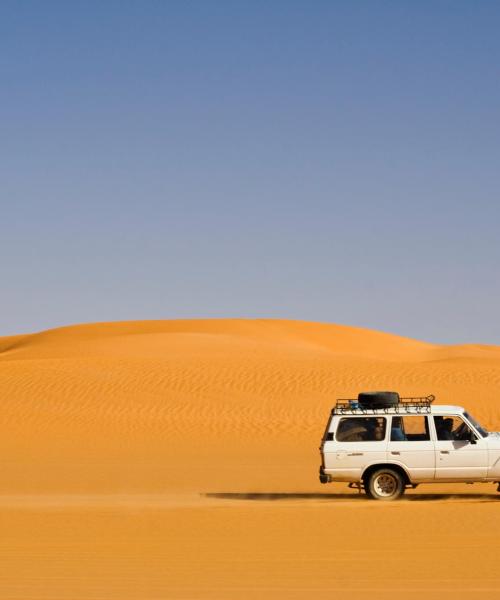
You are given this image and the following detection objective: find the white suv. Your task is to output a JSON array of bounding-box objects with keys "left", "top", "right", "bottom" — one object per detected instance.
[{"left": 319, "top": 392, "right": 499, "bottom": 500}]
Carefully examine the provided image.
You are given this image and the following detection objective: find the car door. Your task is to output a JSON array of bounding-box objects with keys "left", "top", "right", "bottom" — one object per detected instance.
[
  {"left": 433, "top": 415, "right": 488, "bottom": 480},
  {"left": 387, "top": 415, "right": 435, "bottom": 481}
]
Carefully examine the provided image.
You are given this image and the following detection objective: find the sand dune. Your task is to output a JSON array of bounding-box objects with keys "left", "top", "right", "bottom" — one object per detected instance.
[{"left": 1, "top": 319, "right": 500, "bottom": 598}]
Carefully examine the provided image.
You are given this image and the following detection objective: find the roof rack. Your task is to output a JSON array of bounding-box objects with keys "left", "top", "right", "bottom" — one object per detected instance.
[{"left": 332, "top": 395, "right": 435, "bottom": 415}]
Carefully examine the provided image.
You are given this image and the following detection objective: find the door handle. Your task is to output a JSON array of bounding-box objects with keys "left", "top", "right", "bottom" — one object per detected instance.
[
  {"left": 347, "top": 452, "right": 363, "bottom": 456},
  {"left": 440, "top": 450, "right": 450, "bottom": 454},
  {"left": 391, "top": 451, "right": 400, "bottom": 455}
]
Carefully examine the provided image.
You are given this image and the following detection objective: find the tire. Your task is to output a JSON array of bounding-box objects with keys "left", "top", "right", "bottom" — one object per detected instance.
[
  {"left": 358, "top": 391, "right": 399, "bottom": 409},
  {"left": 366, "top": 468, "right": 405, "bottom": 501}
]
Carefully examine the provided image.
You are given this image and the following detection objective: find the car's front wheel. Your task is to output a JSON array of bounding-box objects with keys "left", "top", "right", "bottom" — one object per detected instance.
[{"left": 366, "top": 468, "right": 405, "bottom": 501}]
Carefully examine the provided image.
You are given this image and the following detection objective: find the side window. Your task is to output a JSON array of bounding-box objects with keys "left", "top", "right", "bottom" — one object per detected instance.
[
  {"left": 336, "top": 417, "right": 386, "bottom": 442},
  {"left": 434, "top": 416, "right": 472, "bottom": 441},
  {"left": 391, "top": 416, "right": 429, "bottom": 441}
]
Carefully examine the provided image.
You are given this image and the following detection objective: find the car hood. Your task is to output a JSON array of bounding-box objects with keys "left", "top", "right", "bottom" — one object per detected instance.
[{"left": 487, "top": 432, "right": 500, "bottom": 447}]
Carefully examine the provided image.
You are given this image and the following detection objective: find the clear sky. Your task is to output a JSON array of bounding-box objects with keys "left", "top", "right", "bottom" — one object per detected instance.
[{"left": 1, "top": 1, "right": 499, "bottom": 343}]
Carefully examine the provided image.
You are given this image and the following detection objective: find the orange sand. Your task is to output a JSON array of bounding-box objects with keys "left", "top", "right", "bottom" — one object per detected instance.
[{"left": 0, "top": 319, "right": 499, "bottom": 598}]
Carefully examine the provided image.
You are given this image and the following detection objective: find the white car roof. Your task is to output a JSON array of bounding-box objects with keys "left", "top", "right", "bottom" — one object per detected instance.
[{"left": 431, "top": 405, "right": 465, "bottom": 415}]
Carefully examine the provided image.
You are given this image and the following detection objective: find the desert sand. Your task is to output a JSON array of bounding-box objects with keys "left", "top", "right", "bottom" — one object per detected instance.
[{"left": 1, "top": 318, "right": 500, "bottom": 598}]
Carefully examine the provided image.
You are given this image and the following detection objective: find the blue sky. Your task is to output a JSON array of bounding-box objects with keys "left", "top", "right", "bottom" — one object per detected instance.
[{"left": 1, "top": 1, "right": 499, "bottom": 343}]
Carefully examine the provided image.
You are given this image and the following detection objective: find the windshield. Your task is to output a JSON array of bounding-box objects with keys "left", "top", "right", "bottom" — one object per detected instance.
[{"left": 464, "top": 412, "right": 488, "bottom": 437}]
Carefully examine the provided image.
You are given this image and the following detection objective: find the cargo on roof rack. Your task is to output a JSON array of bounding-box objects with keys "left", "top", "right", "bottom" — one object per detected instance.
[
  {"left": 359, "top": 391, "right": 399, "bottom": 408},
  {"left": 332, "top": 392, "right": 435, "bottom": 414}
]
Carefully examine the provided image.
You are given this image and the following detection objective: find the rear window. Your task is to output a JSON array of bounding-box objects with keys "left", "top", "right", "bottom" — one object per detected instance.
[{"left": 336, "top": 417, "right": 386, "bottom": 442}]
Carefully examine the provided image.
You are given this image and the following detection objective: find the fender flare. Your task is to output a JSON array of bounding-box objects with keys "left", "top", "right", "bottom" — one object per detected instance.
[{"left": 361, "top": 461, "right": 413, "bottom": 484}]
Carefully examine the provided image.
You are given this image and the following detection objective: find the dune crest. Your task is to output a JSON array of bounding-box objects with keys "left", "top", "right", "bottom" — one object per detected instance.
[{"left": 0, "top": 318, "right": 436, "bottom": 360}]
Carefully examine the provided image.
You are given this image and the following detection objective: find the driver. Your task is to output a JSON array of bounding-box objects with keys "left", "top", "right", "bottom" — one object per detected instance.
[{"left": 435, "top": 417, "right": 454, "bottom": 440}]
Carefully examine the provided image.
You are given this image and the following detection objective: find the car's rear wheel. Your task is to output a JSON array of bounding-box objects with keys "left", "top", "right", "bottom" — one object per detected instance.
[{"left": 366, "top": 468, "right": 405, "bottom": 501}]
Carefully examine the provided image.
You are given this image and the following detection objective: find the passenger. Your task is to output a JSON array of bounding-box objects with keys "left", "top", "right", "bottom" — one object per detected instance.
[
  {"left": 391, "top": 417, "right": 406, "bottom": 441},
  {"left": 372, "top": 419, "right": 386, "bottom": 441}
]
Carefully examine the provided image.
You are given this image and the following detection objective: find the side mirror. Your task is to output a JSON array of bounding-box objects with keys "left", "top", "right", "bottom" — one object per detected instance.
[{"left": 469, "top": 431, "right": 477, "bottom": 445}]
